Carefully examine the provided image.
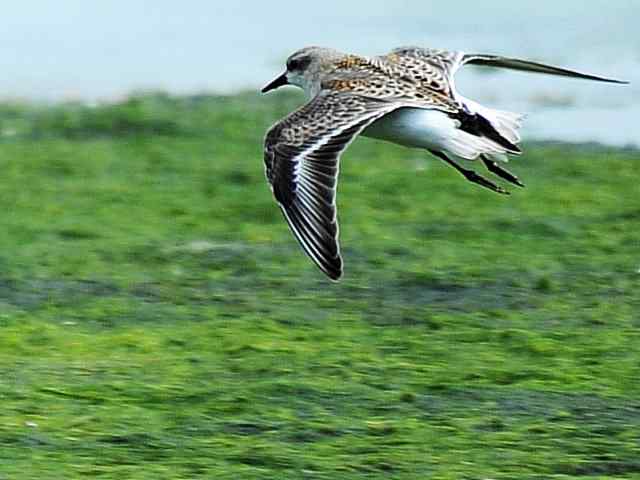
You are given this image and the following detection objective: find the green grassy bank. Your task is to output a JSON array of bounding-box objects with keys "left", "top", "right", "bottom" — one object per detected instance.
[{"left": 0, "top": 92, "right": 638, "bottom": 479}]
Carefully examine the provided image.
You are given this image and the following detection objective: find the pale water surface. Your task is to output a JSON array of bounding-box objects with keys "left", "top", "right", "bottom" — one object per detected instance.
[{"left": 2, "top": 0, "right": 638, "bottom": 145}]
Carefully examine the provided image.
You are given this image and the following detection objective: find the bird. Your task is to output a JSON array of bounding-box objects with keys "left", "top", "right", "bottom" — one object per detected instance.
[{"left": 261, "top": 46, "right": 627, "bottom": 281}]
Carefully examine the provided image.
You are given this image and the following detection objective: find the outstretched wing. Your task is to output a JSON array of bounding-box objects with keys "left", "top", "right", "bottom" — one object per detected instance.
[
  {"left": 382, "top": 47, "right": 627, "bottom": 93},
  {"left": 264, "top": 91, "right": 399, "bottom": 280}
]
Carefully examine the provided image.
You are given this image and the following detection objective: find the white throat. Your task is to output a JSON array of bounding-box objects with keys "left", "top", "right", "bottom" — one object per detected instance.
[{"left": 288, "top": 72, "right": 321, "bottom": 99}]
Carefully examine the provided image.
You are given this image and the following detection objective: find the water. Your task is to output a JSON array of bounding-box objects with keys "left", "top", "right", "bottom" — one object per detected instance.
[{"left": 1, "top": 0, "right": 638, "bottom": 145}]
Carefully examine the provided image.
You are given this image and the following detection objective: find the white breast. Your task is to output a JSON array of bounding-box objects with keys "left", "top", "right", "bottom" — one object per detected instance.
[
  {"left": 362, "top": 107, "right": 459, "bottom": 151},
  {"left": 362, "top": 106, "right": 522, "bottom": 160}
]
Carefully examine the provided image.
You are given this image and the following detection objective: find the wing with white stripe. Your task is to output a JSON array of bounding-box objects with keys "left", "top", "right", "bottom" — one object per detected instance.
[{"left": 264, "top": 91, "right": 398, "bottom": 280}]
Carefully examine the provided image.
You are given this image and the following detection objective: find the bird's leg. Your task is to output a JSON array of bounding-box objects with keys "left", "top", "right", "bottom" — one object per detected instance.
[
  {"left": 429, "top": 150, "right": 509, "bottom": 195},
  {"left": 481, "top": 156, "right": 525, "bottom": 187}
]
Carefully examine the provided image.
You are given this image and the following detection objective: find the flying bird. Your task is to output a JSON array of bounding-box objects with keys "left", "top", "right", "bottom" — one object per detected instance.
[{"left": 261, "top": 46, "right": 627, "bottom": 280}]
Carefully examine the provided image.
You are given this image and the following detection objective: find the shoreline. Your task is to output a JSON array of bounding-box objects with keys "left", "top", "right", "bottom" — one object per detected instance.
[{"left": 0, "top": 90, "right": 636, "bottom": 151}]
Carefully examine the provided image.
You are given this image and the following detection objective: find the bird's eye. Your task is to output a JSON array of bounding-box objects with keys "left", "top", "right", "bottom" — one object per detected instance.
[
  {"left": 287, "top": 58, "right": 301, "bottom": 71},
  {"left": 287, "top": 56, "right": 310, "bottom": 71}
]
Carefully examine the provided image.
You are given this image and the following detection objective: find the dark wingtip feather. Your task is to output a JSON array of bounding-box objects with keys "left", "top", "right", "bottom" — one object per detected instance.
[
  {"left": 325, "top": 266, "right": 343, "bottom": 282},
  {"left": 464, "top": 54, "right": 629, "bottom": 85}
]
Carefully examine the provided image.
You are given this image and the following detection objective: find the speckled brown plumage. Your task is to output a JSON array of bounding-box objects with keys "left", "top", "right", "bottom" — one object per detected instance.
[{"left": 321, "top": 48, "right": 461, "bottom": 112}]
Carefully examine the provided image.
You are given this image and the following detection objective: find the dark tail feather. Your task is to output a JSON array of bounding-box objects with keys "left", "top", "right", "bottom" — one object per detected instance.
[{"left": 451, "top": 109, "right": 521, "bottom": 154}]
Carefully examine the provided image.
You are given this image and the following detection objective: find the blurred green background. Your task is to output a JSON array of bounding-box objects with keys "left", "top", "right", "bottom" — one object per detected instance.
[{"left": 0, "top": 92, "right": 638, "bottom": 479}]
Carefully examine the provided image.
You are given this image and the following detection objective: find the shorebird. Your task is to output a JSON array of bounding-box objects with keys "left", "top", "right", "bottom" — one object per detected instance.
[{"left": 261, "top": 46, "right": 626, "bottom": 280}]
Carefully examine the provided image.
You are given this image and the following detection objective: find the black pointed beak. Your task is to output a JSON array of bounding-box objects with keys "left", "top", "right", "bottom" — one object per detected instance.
[{"left": 261, "top": 72, "right": 289, "bottom": 93}]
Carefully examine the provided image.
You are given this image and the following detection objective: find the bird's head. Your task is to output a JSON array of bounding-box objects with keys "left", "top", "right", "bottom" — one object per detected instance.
[{"left": 262, "top": 46, "right": 343, "bottom": 97}]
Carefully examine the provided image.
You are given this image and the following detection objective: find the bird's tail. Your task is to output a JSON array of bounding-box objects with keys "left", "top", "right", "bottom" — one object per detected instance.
[
  {"left": 460, "top": 96, "right": 524, "bottom": 153},
  {"left": 447, "top": 96, "right": 523, "bottom": 162}
]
